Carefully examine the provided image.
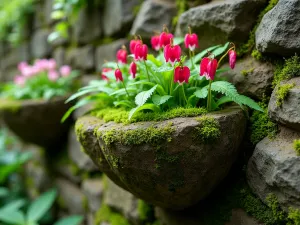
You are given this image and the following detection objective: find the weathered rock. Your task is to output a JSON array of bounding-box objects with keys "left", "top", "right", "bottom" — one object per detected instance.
[
  {"left": 30, "top": 29, "right": 52, "bottom": 58},
  {"left": 56, "top": 178, "right": 86, "bottom": 214},
  {"left": 53, "top": 47, "right": 66, "bottom": 68},
  {"left": 68, "top": 127, "right": 97, "bottom": 171},
  {"left": 54, "top": 163, "right": 81, "bottom": 184},
  {"left": 247, "top": 126, "right": 300, "bottom": 211},
  {"left": 82, "top": 178, "right": 103, "bottom": 213},
  {"left": 221, "top": 56, "right": 274, "bottom": 100},
  {"left": 268, "top": 77, "right": 300, "bottom": 132},
  {"left": 103, "top": 0, "right": 140, "bottom": 36},
  {"left": 33, "top": 0, "right": 54, "bottom": 29},
  {"left": 66, "top": 46, "right": 95, "bottom": 71},
  {"left": 225, "top": 209, "right": 264, "bottom": 225},
  {"left": 176, "top": 0, "right": 268, "bottom": 50},
  {"left": 1, "top": 96, "right": 73, "bottom": 148},
  {"left": 76, "top": 107, "right": 246, "bottom": 209},
  {"left": 256, "top": 0, "right": 300, "bottom": 56},
  {"left": 130, "top": 0, "right": 176, "bottom": 39}
]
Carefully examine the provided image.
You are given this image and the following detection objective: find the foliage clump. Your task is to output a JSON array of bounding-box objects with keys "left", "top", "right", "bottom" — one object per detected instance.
[
  {"left": 288, "top": 208, "right": 300, "bottom": 225},
  {"left": 293, "top": 139, "right": 300, "bottom": 156},
  {"left": 194, "top": 116, "right": 221, "bottom": 143},
  {"left": 137, "top": 200, "right": 155, "bottom": 222},
  {"left": 275, "top": 83, "right": 295, "bottom": 107},
  {"left": 94, "top": 205, "right": 131, "bottom": 225}
]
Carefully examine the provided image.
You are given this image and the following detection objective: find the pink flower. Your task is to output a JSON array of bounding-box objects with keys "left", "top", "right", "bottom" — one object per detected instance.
[
  {"left": 129, "top": 39, "right": 142, "bottom": 54},
  {"left": 159, "top": 32, "right": 173, "bottom": 48},
  {"left": 164, "top": 44, "right": 181, "bottom": 66},
  {"left": 229, "top": 50, "right": 237, "bottom": 69},
  {"left": 14, "top": 75, "right": 26, "bottom": 86},
  {"left": 174, "top": 66, "right": 190, "bottom": 84},
  {"left": 47, "top": 59, "right": 57, "bottom": 70},
  {"left": 101, "top": 68, "right": 112, "bottom": 80},
  {"left": 151, "top": 35, "right": 160, "bottom": 51},
  {"left": 200, "top": 57, "right": 218, "bottom": 80},
  {"left": 134, "top": 43, "right": 148, "bottom": 61},
  {"left": 129, "top": 62, "right": 137, "bottom": 78},
  {"left": 115, "top": 69, "right": 123, "bottom": 82},
  {"left": 48, "top": 70, "right": 59, "bottom": 81},
  {"left": 22, "top": 66, "right": 34, "bottom": 77},
  {"left": 18, "top": 62, "right": 28, "bottom": 72},
  {"left": 184, "top": 33, "right": 199, "bottom": 51},
  {"left": 60, "top": 65, "right": 71, "bottom": 77},
  {"left": 116, "top": 48, "right": 127, "bottom": 64}
]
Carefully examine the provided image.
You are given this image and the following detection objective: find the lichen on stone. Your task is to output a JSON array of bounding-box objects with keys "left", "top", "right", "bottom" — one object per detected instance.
[
  {"left": 194, "top": 116, "right": 221, "bottom": 143},
  {"left": 293, "top": 139, "right": 300, "bottom": 156},
  {"left": 275, "top": 83, "right": 295, "bottom": 107},
  {"left": 94, "top": 205, "right": 131, "bottom": 225}
]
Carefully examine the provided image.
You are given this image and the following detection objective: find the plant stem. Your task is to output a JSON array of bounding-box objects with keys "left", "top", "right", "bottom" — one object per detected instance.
[
  {"left": 122, "top": 81, "right": 130, "bottom": 98},
  {"left": 207, "top": 80, "right": 212, "bottom": 111},
  {"left": 144, "top": 60, "right": 150, "bottom": 82},
  {"left": 218, "top": 47, "right": 234, "bottom": 67},
  {"left": 189, "top": 50, "right": 195, "bottom": 69},
  {"left": 181, "top": 85, "right": 188, "bottom": 105}
]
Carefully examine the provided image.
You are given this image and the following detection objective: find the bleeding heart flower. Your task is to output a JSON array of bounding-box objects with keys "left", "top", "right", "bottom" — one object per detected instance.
[
  {"left": 18, "top": 62, "right": 28, "bottom": 72},
  {"left": 184, "top": 33, "right": 199, "bottom": 51},
  {"left": 130, "top": 62, "right": 137, "bottom": 78},
  {"left": 116, "top": 48, "right": 127, "bottom": 64},
  {"left": 47, "top": 59, "right": 57, "bottom": 70},
  {"left": 164, "top": 44, "right": 181, "bottom": 66},
  {"left": 159, "top": 32, "right": 173, "bottom": 48},
  {"left": 151, "top": 35, "right": 160, "bottom": 51},
  {"left": 115, "top": 69, "right": 123, "bottom": 82},
  {"left": 134, "top": 43, "right": 148, "bottom": 61},
  {"left": 14, "top": 75, "right": 26, "bottom": 86},
  {"left": 174, "top": 66, "right": 190, "bottom": 84},
  {"left": 229, "top": 50, "right": 237, "bottom": 69},
  {"left": 129, "top": 39, "right": 142, "bottom": 54},
  {"left": 101, "top": 68, "right": 112, "bottom": 81},
  {"left": 200, "top": 57, "right": 218, "bottom": 80},
  {"left": 48, "top": 70, "right": 59, "bottom": 81},
  {"left": 60, "top": 65, "right": 71, "bottom": 77}
]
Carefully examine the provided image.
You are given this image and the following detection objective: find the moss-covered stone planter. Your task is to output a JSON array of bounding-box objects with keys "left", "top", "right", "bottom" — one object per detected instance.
[
  {"left": 0, "top": 96, "right": 73, "bottom": 148},
  {"left": 76, "top": 106, "right": 246, "bottom": 209}
]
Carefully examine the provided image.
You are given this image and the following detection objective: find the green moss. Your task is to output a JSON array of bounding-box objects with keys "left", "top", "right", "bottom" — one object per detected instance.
[
  {"left": 194, "top": 116, "right": 221, "bottom": 143},
  {"left": 92, "top": 107, "right": 207, "bottom": 124},
  {"left": 288, "top": 208, "right": 300, "bottom": 225},
  {"left": 137, "top": 200, "right": 154, "bottom": 222},
  {"left": 94, "top": 205, "right": 131, "bottom": 225},
  {"left": 273, "top": 55, "right": 300, "bottom": 87},
  {"left": 172, "top": 0, "right": 187, "bottom": 27},
  {"left": 266, "top": 194, "right": 287, "bottom": 223},
  {"left": 241, "top": 68, "right": 254, "bottom": 76},
  {"left": 237, "top": 0, "right": 279, "bottom": 56},
  {"left": 275, "top": 83, "right": 295, "bottom": 107},
  {"left": 293, "top": 139, "right": 300, "bottom": 156},
  {"left": 0, "top": 99, "right": 21, "bottom": 112},
  {"left": 251, "top": 49, "right": 263, "bottom": 61}
]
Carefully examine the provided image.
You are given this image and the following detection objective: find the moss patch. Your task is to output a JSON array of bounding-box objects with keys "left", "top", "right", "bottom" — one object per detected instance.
[
  {"left": 288, "top": 208, "right": 300, "bottom": 225},
  {"left": 251, "top": 49, "right": 264, "bottom": 61},
  {"left": 293, "top": 139, "right": 300, "bottom": 156},
  {"left": 275, "top": 83, "right": 295, "bottom": 107},
  {"left": 241, "top": 68, "right": 254, "bottom": 77},
  {"left": 172, "top": 0, "right": 188, "bottom": 27},
  {"left": 194, "top": 116, "right": 221, "bottom": 143},
  {"left": 94, "top": 205, "right": 131, "bottom": 225},
  {"left": 0, "top": 99, "right": 21, "bottom": 112},
  {"left": 137, "top": 200, "right": 155, "bottom": 222}
]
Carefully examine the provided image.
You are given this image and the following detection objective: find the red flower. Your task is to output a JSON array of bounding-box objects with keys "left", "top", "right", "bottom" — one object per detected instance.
[
  {"left": 134, "top": 43, "right": 148, "bottom": 61},
  {"left": 116, "top": 48, "right": 127, "bottom": 64},
  {"left": 159, "top": 32, "right": 173, "bottom": 48},
  {"left": 164, "top": 44, "right": 181, "bottom": 66},
  {"left": 101, "top": 68, "right": 112, "bottom": 81},
  {"left": 151, "top": 35, "right": 160, "bottom": 51},
  {"left": 200, "top": 57, "right": 218, "bottom": 80},
  {"left": 229, "top": 50, "right": 237, "bottom": 69},
  {"left": 115, "top": 69, "right": 123, "bottom": 82},
  {"left": 130, "top": 62, "right": 137, "bottom": 78},
  {"left": 184, "top": 33, "right": 199, "bottom": 51},
  {"left": 174, "top": 66, "right": 190, "bottom": 84},
  {"left": 129, "top": 39, "right": 142, "bottom": 54}
]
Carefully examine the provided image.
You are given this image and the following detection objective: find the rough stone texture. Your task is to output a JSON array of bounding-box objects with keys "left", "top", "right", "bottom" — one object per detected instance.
[
  {"left": 247, "top": 126, "right": 300, "bottom": 211},
  {"left": 176, "top": 0, "right": 268, "bottom": 50},
  {"left": 221, "top": 56, "right": 274, "bottom": 100},
  {"left": 56, "top": 178, "right": 86, "bottom": 214},
  {"left": 82, "top": 178, "right": 103, "bottom": 213},
  {"left": 73, "top": 7, "right": 102, "bottom": 44},
  {"left": 33, "top": 0, "right": 54, "bottom": 29},
  {"left": 130, "top": 0, "right": 176, "bottom": 39},
  {"left": 53, "top": 47, "right": 66, "bottom": 68},
  {"left": 256, "top": 0, "right": 300, "bottom": 56},
  {"left": 103, "top": 0, "right": 140, "bottom": 36},
  {"left": 66, "top": 45, "right": 95, "bottom": 71},
  {"left": 77, "top": 107, "right": 246, "bottom": 209},
  {"left": 1, "top": 96, "right": 73, "bottom": 148},
  {"left": 68, "top": 127, "right": 97, "bottom": 171},
  {"left": 268, "top": 77, "right": 300, "bottom": 132},
  {"left": 30, "top": 29, "right": 52, "bottom": 58},
  {"left": 104, "top": 177, "right": 139, "bottom": 224}
]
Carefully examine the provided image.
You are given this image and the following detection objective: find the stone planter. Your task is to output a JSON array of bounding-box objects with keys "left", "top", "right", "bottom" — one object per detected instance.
[
  {"left": 76, "top": 106, "right": 246, "bottom": 209},
  {"left": 0, "top": 96, "right": 73, "bottom": 148}
]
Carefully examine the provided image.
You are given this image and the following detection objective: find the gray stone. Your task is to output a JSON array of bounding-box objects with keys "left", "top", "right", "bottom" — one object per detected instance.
[
  {"left": 221, "top": 56, "right": 274, "bottom": 100},
  {"left": 56, "top": 178, "right": 86, "bottom": 214},
  {"left": 256, "top": 0, "right": 300, "bottom": 56},
  {"left": 82, "top": 178, "right": 103, "bottom": 212},
  {"left": 68, "top": 127, "right": 97, "bottom": 171},
  {"left": 53, "top": 47, "right": 65, "bottom": 67},
  {"left": 54, "top": 163, "right": 81, "bottom": 184},
  {"left": 268, "top": 77, "right": 300, "bottom": 132},
  {"left": 176, "top": 0, "right": 268, "bottom": 50},
  {"left": 30, "top": 29, "right": 52, "bottom": 58},
  {"left": 33, "top": 0, "right": 54, "bottom": 29},
  {"left": 247, "top": 126, "right": 300, "bottom": 211},
  {"left": 66, "top": 45, "right": 95, "bottom": 71},
  {"left": 130, "top": 0, "right": 176, "bottom": 39},
  {"left": 103, "top": 0, "right": 140, "bottom": 36},
  {"left": 225, "top": 209, "right": 264, "bottom": 225},
  {"left": 76, "top": 107, "right": 246, "bottom": 209}
]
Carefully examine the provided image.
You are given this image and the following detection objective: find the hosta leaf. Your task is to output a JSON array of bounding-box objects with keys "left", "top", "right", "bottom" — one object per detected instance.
[
  {"left": 135, "top": 85, "right": 157, "bottom": 106},
  {"left": 212, "top": 42, "right": 230, "bottom": 57},
  {"left": 194, "top": 87, "right": 208, "bottom": 99},
  {"left": 152, "top": 95, "right": 173, "bottom": 105},
  {"left": 129, "top": 103, "right": 161, "bottom": 120}
]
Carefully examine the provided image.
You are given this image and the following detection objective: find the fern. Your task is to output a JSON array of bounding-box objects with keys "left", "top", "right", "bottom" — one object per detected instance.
[{"left": 135, "top": 85, "right": 157, "bottom": 106}]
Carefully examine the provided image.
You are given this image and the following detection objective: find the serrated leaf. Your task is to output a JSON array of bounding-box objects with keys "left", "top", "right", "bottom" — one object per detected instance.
[
  {"left": 53, "top": 215, "right": 84, "bottom": 225},
  {"left": 135, "top": 85, "right": 157, "bottom": 106},
  {"left": 152, "top": 95, "right": 172, "bottom": 105},
  {"left": 236, "top": 95, "right": 264, "bottom": 112},
  {"left": 194, "top": 87, "right": 208, "bottom": 99},
  {"left": 129, "top": 104, "right": 161, "bottom": 120}
]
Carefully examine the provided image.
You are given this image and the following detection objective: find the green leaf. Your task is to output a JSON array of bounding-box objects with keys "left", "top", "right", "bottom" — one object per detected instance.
[
  {"left": 110, "top": 88, "right": 136, "bottom": 96},
  {"left": 27, "top": 189, "right": 57, "bottom": 223},
  {"left": 101, "top": 62, "right": 117, "bottom": 69},
  {"left": 193, "top": 45, "right": 221, "bottom": 64},
  {"left": 173, "top": 37, "right": 184, "bottom": 45},
  {"left": 0, "top": 199, "right": 26, "bottom": 212},
  {"left": 152, "top": 65, "right": 173, "bottom": 73},
  {"left": 53, "top": 216, "right": 84, "bottom": 225},
  {"left": 216, "top": 96, "right": 233, "bottom": 107},
  {"left": 147, "top": 54, "right": 162, "bottom": 67},
  {"left": 0, "top": 188, "right": 9, "bottom": 197},
  {"left": 236, "top": 95, "right": 264, "bottom": 112},
  {"left": 129, "top": 81, "right": 166, "bottom": 95},
  {"left": 212, "top": 42, "right": 230, "bottom": 57},
  {"left": 135, "top": 85, "right": 157, "bottom": 106},
  {"left": 152, "top": 95, "right": 172, "bottom": 105},
  {"left": 129, "top": 104, "right": 161, "bottom": 120},
  {"left": 194, "top": 87, "right": 208, "bottom": 99},
  {"left": 113, "top": 100, "right": 135, "bottom": 108},
  {"left": 0, "top": 210, "right": 25, "bottom": 225}
]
